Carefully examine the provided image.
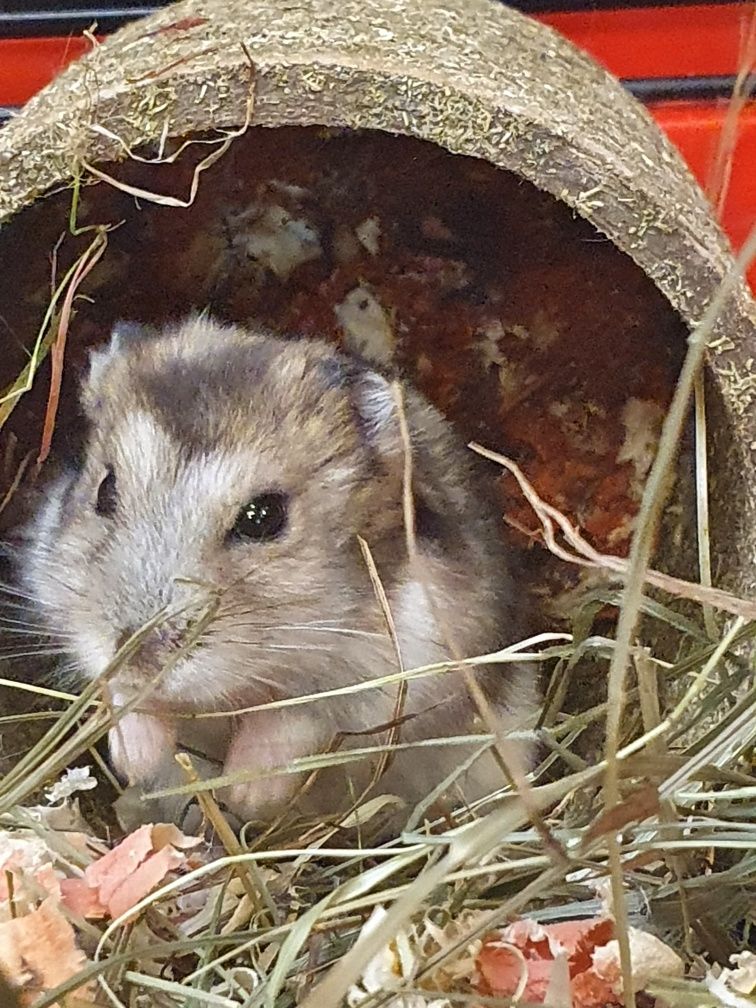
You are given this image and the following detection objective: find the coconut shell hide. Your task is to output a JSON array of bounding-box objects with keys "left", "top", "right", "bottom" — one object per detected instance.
[{"left": 0, "top": 0, "right": 755, "bottom": 605}]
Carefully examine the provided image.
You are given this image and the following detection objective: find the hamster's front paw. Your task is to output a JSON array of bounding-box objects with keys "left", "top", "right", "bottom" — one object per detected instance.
[
  {"left": 220, "top": 709, "right": 327, "bottom": 824},
  {"left": 109, "top": 710, "right": 224, "bottom": 831},
  {"left": 108, "top": 709, "right": 177, "bottom": 786}
]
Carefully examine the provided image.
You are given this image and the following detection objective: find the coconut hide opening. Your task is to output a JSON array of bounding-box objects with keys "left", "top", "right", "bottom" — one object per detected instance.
[
  {"left": 0, "top": 125, "right": 701, "bottom": 811},
  {"left": 0, "top": 126, "right": 690, "bottom": 611}
]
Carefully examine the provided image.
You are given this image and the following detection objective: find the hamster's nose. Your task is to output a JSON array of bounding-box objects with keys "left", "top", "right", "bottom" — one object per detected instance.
[{"left": 115, "top": 625, "right": 182, "bottom": 654}]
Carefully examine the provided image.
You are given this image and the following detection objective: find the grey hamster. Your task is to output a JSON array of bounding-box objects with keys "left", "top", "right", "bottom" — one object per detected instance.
[{"left": 23, "top": 315, "right": 535, "bottom": 828}]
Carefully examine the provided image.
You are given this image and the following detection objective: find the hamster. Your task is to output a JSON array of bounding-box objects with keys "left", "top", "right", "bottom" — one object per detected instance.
[{"left": 22, "top": 315, "right": 535, "bottom": 829}]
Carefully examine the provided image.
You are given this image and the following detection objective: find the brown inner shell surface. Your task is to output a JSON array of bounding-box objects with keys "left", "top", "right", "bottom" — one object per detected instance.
[{"left": 0, "top": 126, "right": 685, "bottom": 620}]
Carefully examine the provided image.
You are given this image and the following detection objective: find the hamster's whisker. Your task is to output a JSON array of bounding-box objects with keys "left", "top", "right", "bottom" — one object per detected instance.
[
  {"left": 237, "top": 672, "right": 290, "bottom": 694},
  {"left": 0, "top": 648, "right": 70, "bottom": 661},
  {"left": 0, "top": 626, "right": 71, "bottom": 639},
  {"left": 210, "top": 608, "right": 370, "bottom": 628},
  {"left": 267, "top": 624, "right": 383, "bottom": 639},
  {"left": 40, "top": 664, "right": 82, "bottom": 693},
  {"left": 0, "top": 625, "right": 61, "bottom": 637},
  {"left": 53, "top": 661, "right": 81, "bottom": 683},
  {"left": 0, "top": 557, "right": 86, "bottom": 598},
  {"left": 0, "top": 608, "right": 55, "bottom": 624},
  {"left": 301, "top": 619, "right": 368, "bottom": 627},
  {"left": 0, "top": 598, "right": 47, "bottom": 617},
  {"left": 0, "top": 583, "right": 45, "bottom": 605},
  {"left": 174, "top": 658, "right": 290, "bottom": 696},
  {"left": 234, "top": 617, "right": 371, "bottom": 629},
  {"left": 222, "top": 621, "right": 383, "bottom": 641},
  {"left": 22, "top": 570, "right": 86, "bottom": 600},
  {"left": 279, "top": 619, "right": 351, "bottom": 626},
  {"left": 0, "top": 608, "right": 59, "bottom": 625},
  {"left": 0, "top": 584, "right": 84, "bottom": 612},
  {"left": 0, "top": 641, "right": 69, "bottom": 652},
  {"left": 202, "top": 638, "right": 332, "bottom": 655},
  {"left": 215, "top": 595, "right": 330, "bottom": 619}
]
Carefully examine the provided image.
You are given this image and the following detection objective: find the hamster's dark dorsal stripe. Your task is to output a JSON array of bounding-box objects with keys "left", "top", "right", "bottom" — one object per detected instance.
[{"left": 138, "top": 339, "right": 286, "bottom": 452}]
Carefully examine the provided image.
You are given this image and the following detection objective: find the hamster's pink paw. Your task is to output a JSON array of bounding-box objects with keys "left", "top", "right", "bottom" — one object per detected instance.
[
  {"left": 220, "top": 710, "right": 325, "bottom": 823},
  {"left": 108, "top": 710, "right": 177, "bottom": 786}
]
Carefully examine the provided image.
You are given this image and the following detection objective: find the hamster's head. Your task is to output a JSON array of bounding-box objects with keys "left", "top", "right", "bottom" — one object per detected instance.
[{"left": 24, "top": 316, "right": 417, "bottom": 707}]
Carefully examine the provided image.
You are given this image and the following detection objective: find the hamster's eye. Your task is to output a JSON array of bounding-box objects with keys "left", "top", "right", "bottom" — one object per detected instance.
[
  {"left": 95, "top": 468, "right": 117, "bottom": 517},
  {"left": 230, "top": 493, "right": 288, "bottom": 542}
]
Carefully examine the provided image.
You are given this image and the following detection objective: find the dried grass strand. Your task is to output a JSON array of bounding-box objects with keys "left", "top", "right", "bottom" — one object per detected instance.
[
  {"left": 37, "top": 227, "right": 108, "bottom": 466},
  {"left": 470, "top": 443, "right": 756, "bottom": 621}
]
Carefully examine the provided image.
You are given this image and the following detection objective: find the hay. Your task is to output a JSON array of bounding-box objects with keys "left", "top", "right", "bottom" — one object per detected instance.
[
  {"left": 0, "top": 1, "right": 754, "bottom": 1005},
  {"left": 0, "top": 447, "right": 755, "bottom": 1005}
]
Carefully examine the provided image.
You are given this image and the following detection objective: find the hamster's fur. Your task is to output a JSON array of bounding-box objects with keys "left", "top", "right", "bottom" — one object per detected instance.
[{"left": 23, "top": 316, "right": 535, "bottom": 828}]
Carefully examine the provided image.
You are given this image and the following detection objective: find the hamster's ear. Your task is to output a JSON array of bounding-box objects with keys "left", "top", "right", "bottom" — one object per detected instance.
[
  {"left": 316, "top": 353, "right": 400, "bottom": 451},
  {"left": 351, "top": 369, "right": 399, "bottom": 448},
  {"left": 82, "top": 321, "right": 149, "bottom": 411}
]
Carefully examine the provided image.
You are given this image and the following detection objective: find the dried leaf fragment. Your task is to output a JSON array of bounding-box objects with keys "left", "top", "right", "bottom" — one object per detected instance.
[
  {"left": 60, "top": 823, "right": 201, "bottom": 921},
  {"left": 476, "top": 916, "right": 683, "bottom": 1006}
]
